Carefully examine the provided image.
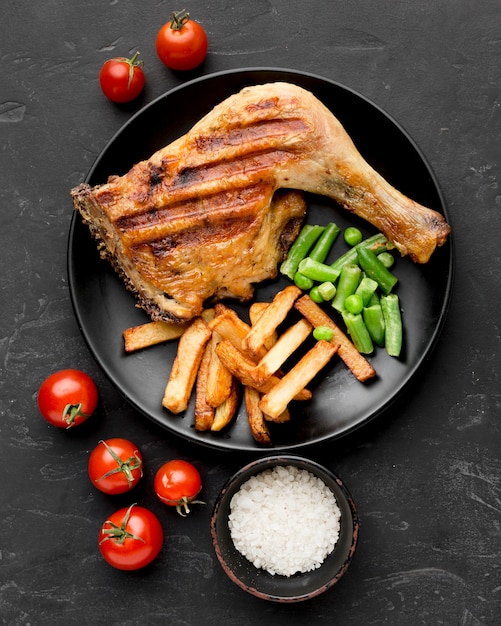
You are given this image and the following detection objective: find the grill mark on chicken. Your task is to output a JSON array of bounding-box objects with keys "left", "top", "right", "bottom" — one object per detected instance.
[
  {"left": 148, "top": 164, "right": 165, "bottom": 188},
  {"left": 120, "top": 184, "right": 272, "bottom": 247},
  {"left": 167, "top": 150, "right": 285, "bottom": 193},
  {"left": 193, "top": 118, "right": 308, "bottom": 152},
  {"left": 71, "top": 82, "right": 450, "bottom": 322},
  {"left": 145, "top": 215, "right": 256, "bottom": 259}
]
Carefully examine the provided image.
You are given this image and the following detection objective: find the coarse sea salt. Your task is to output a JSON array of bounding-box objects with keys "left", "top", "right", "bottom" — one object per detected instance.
[{"left": 228, "top": 465, "right": 341, "bottom": 577}]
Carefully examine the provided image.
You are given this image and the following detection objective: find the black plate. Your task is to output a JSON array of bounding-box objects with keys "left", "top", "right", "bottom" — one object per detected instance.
[{"left": 67, "top": 68, "right": 453, "bottom": 452}]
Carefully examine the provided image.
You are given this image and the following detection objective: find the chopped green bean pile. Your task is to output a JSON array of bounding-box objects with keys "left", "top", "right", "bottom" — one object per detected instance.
[{"left": 280, "top": 222, "right": 403, "bottom": 358}]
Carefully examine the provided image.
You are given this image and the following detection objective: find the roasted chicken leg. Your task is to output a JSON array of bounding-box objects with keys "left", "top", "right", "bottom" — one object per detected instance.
[{"left": 72, "top": 82, "right": 450, "bottom": 321}]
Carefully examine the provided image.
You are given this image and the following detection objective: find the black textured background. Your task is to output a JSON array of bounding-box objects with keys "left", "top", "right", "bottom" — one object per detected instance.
[{"left": 1, "top": 1, "right": 500, "bottom": 624}]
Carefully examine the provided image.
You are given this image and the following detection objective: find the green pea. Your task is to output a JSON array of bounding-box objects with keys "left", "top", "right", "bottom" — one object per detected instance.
[
  {"left": 309, "top": 286, "right": 325, "bottom": 303},
  {"left": 293, "top": 271, "right": 314, "bottom": 290},
  {"left": 344, "top": 227, "right": 363, "bottom": 247},
  {"left": 344, "top": 293, "right": 364, "bottom": 314},
  {"left": 313, "top": 326, "right": 334, "bottom": 342},
  {"left": 377, "top": 252, "right": 395, "bottom": 268}
]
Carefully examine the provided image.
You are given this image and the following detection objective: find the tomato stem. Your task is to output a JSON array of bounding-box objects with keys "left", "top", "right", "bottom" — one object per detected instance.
[
  {"left": 97, "top": 440, "right": 143, "bottom": 487},
  {"left": 177, "top": 497, "right": 205, "bottom": 517},
  {"left": 129, "top": 50, "right": 141, "bottom": 65},
  {"left": 170, "top": 8, "right": 190, "bottom": 30},
  {"left": 63, "top": 402, "right": 90, "bottom": 428},
  {"left": 125, "top": 51, "right": 143, "bottom": 89},
  {"left": 99, "top": 504, "right": 145, "bottom": 545}
]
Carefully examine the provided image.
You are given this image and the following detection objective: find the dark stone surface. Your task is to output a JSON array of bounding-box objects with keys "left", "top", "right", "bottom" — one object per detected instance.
[{"left": 1, "top": 1, "right": 499, "bottom": 624}]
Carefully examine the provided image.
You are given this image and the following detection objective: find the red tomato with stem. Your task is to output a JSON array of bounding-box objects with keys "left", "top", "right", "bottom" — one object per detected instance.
[
  {"left": 155, "top": 10, "right": 208, "bottom": 71},
  {"left": 88, "top": 438, "right": 144, "bottom": 495},
  {"left": 154, "top": 459, "right": 204, "bottom": 516},
  {"left": 37, "top": 369, "right": 98, "bottom": 428},
  {"left": 98, "top": 504, "right": 163, "bottom": 570},
  {"left": 99, "top": 51, "right": 145, "bottom": 103}
]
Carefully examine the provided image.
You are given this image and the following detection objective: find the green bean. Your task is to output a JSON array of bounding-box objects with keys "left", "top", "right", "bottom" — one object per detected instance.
[
  {"left": 363, "top": 304, "right": 385, "bottom": 347},
  {"left": 298, "top": 258, "right": 341, "bottom": 283},
  {"left": 293, "top": 271, "right": 314, "bottom": 291},
  {"left": 331, "top": 264, "right": 362, "bottom": 313},
  {"left": 356, "top": 245, "right": 398, "bottom": 295},
  {"left": 330, "top": 233, "right": 390, "bottom": 274},
  {"left": 309, "top": 286, "right": 325, "bottom": 303},
  {"left": 344, "top": 293, "right": 364, "bottom": 315},
  {"left": 342, "top": 312, "right": 374, "bottom": 354},
  {"left": 380, "top": 294, "right": 402, "bottom": 357},
  {"left": 317, "top": 281, "right": 336, "bottom": 301},
  {"left": 344, "top": 226, "right": 363, "bottom": 247},
  {"left": 355, "top": 276, "right": 379, "bottom": 307},
  {"left": 280, "top": 224, "right": 325, "bottom": 280},
  {"left": 313, "top": 326, "right": 334, "bottom": 342},
  {"left": 309, "top": 222, "right": 341, "bottom": 263}
]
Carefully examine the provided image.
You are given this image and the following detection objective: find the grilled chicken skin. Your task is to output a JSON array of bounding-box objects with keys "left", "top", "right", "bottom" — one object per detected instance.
[{"left": 72, "top": 82, "right": 450, "bottom": 322}]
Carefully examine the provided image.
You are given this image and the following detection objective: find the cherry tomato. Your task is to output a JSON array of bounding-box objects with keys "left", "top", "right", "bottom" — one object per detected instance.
[
  {"left": 154, "top": 459, "right": 204, "bottom": 516},
  {"left": 99, "top": 51, "right": 145, "bottom": 103},
  {"left": 88, "top": 438, "right": 143, "bottom": 495},
  {"left": 37, "top": 369, "right": 98, "bottom": 428},
  {"left": 155, "top": 10, "right": 208, "bottom": 71},
  {"left": 98, "top": 504, "right": 163, "bottom": 570}
]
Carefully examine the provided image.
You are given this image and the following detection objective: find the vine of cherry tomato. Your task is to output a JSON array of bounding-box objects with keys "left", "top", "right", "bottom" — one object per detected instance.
[
  {"left": 99, "top": 51, "right": 145, "bottom": 103},
  {"left": 155, "top": 10, "right": 208, "bottom": 71},
  {"left": 98, "top": 504, "right": 163, "bottom": 570},
  {"left": 88, "top": 438, "right": 144, "bottom": 495},
  {"left": 154, "top": 459, "right": 204, "bottom": 516},
  {"left": 37, "top": 369, "right": 98, "bottom": 428}
]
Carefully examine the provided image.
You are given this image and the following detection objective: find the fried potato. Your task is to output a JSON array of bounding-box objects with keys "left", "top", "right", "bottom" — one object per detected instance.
[
  {"left": 259, "top": 340, "right": 339, "bottom": 420},
  {"left": 206, "top": 332, "right": 233, "bottom": 408},
  {"left": 208, "top": 305, "right": 266, "bottom": 360},
  {"left": 263, "top": 406, "right": 291, "bottom": 424},
  {"left": 215, "top": 339, "right": 311, "bottom": 401},
  {"left": 211, "top": 377, "right": 240, "bottom": 431},
  {"left": 201, "top": 308, "right": 216, "bottom": 323},
  {"left": 194, "top": 342, "right": 215, "bottom": 431},
  {"left": 249, "top": 302, "right": 278, "bottom": 350},
  {"left": 123, "top": 320, "right": 188, "bottom": 352},
  {"left": 249, "top": 301, "right": 269, "bottom": 325},
  {"left": 242, "top": 285, "right": 302, "bottom": 356},
  {"left": 244, "top": 386, "right": 271, "bottom": 445},
  {"left": 162, "top": 317, "right": 212, "bottom": 414},
  {"left": 294, "top": 295, "right": 376, "bottom": 382},
  {"left": 252, "top": 318, "right": 313, "bottom": 385}
]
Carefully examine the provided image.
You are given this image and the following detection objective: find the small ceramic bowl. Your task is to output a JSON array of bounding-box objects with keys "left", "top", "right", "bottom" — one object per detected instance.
[{"left": 210, "top": 454, "right": 359, "bottom": 602}]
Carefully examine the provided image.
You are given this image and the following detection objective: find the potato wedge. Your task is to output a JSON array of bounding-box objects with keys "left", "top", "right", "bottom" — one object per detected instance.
[
  {"left": 242, "top": 285, "right": 302, "bottom": 356},
  {"left": 162, "top": 317, "right": 212, "bottom": 414},
  {"left": 252, "top": 318, "right": 313, "bottom": 385},
  {"left": 123, "top": 320, "right": 188, "bottom": 352},
  {"left": 211, "top": 377, "right": 240, "bottom": 432},
  {"left": 244, "top": 386, "right": 271, "bottom": 445},
  {"left": 259, "top": 340, "right": 339, "bottom": 420},
  {"left": 194, "top": 342, "right": 215, "bottom": 431},
  {"left": 294, "top": 295, "right": 376, "bottom": 382},
  {"left": 215, "top": 340, "right": 311, "bottom": 401},
  {"left": 206, "top": 332, "right": 233, "bottom": 408}
]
